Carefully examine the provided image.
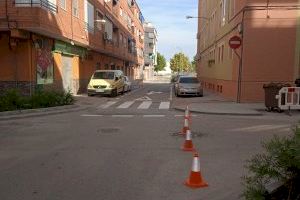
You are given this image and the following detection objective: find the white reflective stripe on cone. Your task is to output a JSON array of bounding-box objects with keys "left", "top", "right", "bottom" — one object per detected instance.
[
  {"left": 185, "top": 107, "right": 189, "bottom": 117},
  {"left": 186, "top": 130, "right": 192, "bottom": 140},
  {"left": 192, "top": 157, "right": 200, "bottom": 172},
  {"left": 184, "top": 119, "right": 189, "bottom": 127}
]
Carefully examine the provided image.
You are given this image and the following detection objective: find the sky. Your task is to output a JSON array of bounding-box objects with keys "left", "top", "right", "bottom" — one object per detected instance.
[{"left": 137, "top": 0, "right": 198, "bottom": 61}]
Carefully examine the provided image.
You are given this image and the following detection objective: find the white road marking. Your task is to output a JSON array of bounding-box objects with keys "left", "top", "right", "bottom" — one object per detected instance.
[
  {"left": 138, "top": 101, "right": 152, "bottom": 109},
  {"left": 81, "top": 114, "right": 103, "bottom": 117},
  {"left": 147, "top": 91, "right": 163, "bottom": 95},
  {"left": 232, "top": 124, "right": 290, "bottom": 132},
  {"left": 117, "top": 101, "right": 135, "bottom": 109},
  {"left": 143, "top": 115, "right": 165, "bottom": 118},
  {"left": 112, "top": 115, "right": 134, "bottom": 118},
  {"left": 175, "top": 114, "right": 198, "bottom": 117},
  {"left": 135, "top": 96, "right": 152, "bottom": 101},
  {"left": 159, "top": 102, "right": 170, "bottom": 110},
  {"left": 98, "top": 101, "right": 117, "bottom": 109}
]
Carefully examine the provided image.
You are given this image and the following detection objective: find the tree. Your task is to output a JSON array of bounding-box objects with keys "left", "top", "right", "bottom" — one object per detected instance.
[
  {"left": 191, "top": 55, "right": 197, "bottom": 72},
  {"left": 170, "top": 52, "right": 191, "bottom": 72},
  {"left": 154, "top": 53, "right": 166, "bottom": 72}
]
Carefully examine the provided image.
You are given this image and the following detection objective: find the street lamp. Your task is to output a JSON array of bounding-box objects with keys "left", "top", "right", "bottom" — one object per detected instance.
[
  {"left": 186, "top": 15, "right": 209, "bottom": 20},
  {"left": 95, "top": 19, "right": 106, "bottom": 24}
]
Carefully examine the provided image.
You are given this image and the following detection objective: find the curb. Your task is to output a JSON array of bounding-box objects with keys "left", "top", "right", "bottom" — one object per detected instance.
[
  {"left": 173, "top": 107, "right": 263, "bottom": 116},
  {"left": 0, "top": 105, "right": 87, "bottom": 121}
]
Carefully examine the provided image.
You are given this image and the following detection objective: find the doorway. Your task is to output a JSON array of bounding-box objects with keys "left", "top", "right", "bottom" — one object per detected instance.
[{"left": 61, "top": 55, "right": 74, "bottom": 93}]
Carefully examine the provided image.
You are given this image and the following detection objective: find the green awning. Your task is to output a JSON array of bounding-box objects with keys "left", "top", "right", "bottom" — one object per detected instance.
[{"left": 53, "top": 40, "right": 87, "bottom": 58}]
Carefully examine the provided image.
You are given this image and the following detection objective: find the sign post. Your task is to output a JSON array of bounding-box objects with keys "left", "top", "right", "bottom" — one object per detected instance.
[{"left": 229, "top": 35, "right": 243, "bottom": 103}]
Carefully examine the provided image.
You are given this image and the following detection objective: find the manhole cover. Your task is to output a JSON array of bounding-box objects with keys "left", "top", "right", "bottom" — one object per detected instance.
[{"left": 98, "top": 128, "right": 120, "bottom": 134}]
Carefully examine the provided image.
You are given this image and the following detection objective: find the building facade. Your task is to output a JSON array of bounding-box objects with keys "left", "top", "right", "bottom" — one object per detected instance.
[
  {"left": 196, "top": 0, "right": 300, "bottom": 102},
  {"left": 0, "top": 0, "right": 145, "bottom": 95},
  {"left": 143, "top": 22, "right": 157, "bottom": 81}
]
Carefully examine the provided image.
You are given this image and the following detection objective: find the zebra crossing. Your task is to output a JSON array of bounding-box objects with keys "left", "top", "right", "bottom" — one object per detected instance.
[{"left": 98, "top": 100, "right": 171, "bottom": 110}]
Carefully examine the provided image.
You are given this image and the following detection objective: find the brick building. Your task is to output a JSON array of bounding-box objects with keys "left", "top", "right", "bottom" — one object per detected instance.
[
  {"left": 196, "top": 0, "right": 300, "bottom": 102},
  {"left": 0, "top": 0, "right": 145, "bottom": 95}
]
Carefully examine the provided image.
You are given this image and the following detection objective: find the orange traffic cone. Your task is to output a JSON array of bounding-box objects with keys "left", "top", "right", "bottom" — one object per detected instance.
[
  {"left": 184, "top": 105, "right": 191, "bottom": 121},
  {"left": 181, "top": 130, "right": 195, "bottom": 151},
  {"left": 181, "top": 118, "right": 189, "bottom": 135},
  {"left": 185, "top": 153, "right": 208, "bottom": 188}
]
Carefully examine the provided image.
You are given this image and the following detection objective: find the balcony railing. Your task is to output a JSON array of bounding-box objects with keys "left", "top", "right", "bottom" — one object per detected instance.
[{"left": 15, "top": 0, "right": 58, "bottom": 13}]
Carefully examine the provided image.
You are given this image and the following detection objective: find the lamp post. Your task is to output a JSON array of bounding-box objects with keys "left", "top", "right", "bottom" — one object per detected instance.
[
  {"left": 186, "top": 15, "right": 209, "bottom": 82},
  {"left": 186, "top": 16, "right": 209, "bottom": 20}
]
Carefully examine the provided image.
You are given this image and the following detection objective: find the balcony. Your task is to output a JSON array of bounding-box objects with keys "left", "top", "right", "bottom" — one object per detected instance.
[{"left": 14, "top": 0, "right": 57, "bottom": 13}]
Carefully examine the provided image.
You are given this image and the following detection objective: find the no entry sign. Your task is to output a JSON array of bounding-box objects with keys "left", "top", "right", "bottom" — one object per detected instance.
[{"left": 229, "top": 36, "right": 242, "bottom": 49}]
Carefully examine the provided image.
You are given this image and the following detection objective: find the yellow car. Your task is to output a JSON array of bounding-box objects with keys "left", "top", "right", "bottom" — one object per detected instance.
[{"left": 87, "top": 70, "right": 125, "bottom": 97}]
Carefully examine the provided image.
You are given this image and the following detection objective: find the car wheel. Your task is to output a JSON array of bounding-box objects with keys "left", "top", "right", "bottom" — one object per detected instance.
[
  {"left": 111, "top": 89, "right": 118, "bottom": 97},
  {"left": 88, "top": 93, "right": 94, "bottom": 97}
]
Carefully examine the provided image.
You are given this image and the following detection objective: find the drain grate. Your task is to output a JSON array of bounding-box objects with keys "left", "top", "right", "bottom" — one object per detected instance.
[{"left": 98, "top": 128, "right": 120, "bottom": 134}]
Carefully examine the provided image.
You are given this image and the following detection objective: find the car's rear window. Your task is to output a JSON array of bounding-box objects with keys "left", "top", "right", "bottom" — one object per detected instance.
[
  {"left": 93, "top": 72, "right": 114, "bottom": 80},
  {"left": 179, "top": 77, "right": 199, "bottom": 83}
]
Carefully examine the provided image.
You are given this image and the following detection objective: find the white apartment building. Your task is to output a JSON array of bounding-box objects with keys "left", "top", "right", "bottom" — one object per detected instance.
[{"left": 143, "top": 22, "right": 158, "bottom": 80}]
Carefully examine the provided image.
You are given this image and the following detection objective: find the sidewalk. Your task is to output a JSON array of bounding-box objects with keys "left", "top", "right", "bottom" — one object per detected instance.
[
  {"left": 173, "top": 91, "right": 298, "bottom": 116},
  {"left": 174, "top": 102, "right": 263, "bottom": 116},
  {"left": 0, "top": 105, "right": 86, "bottom": 121}
]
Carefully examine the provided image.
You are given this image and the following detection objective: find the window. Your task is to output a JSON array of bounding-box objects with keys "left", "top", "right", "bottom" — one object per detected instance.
[
  {"left": 218, "top": 44, "right": 225, "bottom": 63},
  {"left": 60, "top": 0, "right": 66, "bottom": 10},
  {"left": 229, "top": 0, "right": 235, "bottom": 18},
  {"left": 218, "top": 47, "right": 221, "bottom": 63},
  {"left": 123, "top": 36, "right": 127, "bottom": 48},
  {"left": 72, "top": 0, "right": 78, "bottom": 17},
  {"left": 84, "top": 0, "right": 94, "bottom": 33},
  {"left": 148, "top": 32, "right": 154, "bottom": 39},
  {"left": 220, "top": 0, "right": 227, "bottom": 26},
  {"left": 120, "top": 33, "right": 123, "bottom": 45},
  {"left": 104, "top": 17, "right": 113, "bottom": 40},
  {"left": 120, "top": 7, "right": 123, "bottom": 16},
  {"left": 179, "top": 77, "right": 199, "bottom": 84},
  {"left": 228, "top": 46, "right": 233, "bottom": 60},
  {"left": 96, "top": 10, "right": 104, "bottom": 31},
  {"left": 221, "top": 45, "right": 224, "bottom": 62}
]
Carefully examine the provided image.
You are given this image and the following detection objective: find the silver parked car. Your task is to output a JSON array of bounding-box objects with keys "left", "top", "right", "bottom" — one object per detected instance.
[
  {"left": 174, "top": 76, "right": 203, "bottom": 97},
  {"left": 124, "top": 76, "right": 132, "bottom": 92}
]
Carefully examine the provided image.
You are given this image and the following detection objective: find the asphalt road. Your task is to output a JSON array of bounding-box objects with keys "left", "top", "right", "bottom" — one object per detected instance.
[{"left": 0, "top": 83, "right": 298, "bottom": 200}]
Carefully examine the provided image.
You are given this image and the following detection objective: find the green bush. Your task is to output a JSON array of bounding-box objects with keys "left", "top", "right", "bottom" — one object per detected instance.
[
  {"left": 0, "top": 89, "right": 74, "bottom": 112},
  {"left": 0, "top": 89, "right": 24, "bottom": 111},
  {"left": 243, "top": 126, "right": 300, "bottom": 200}
]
